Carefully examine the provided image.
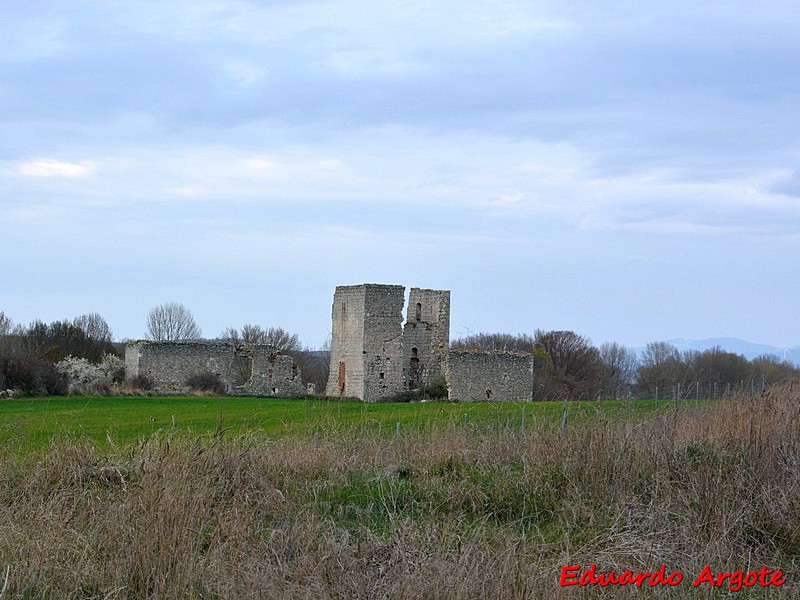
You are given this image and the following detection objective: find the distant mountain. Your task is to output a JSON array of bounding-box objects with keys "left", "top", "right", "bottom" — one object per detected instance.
[{"left": 633, "top": 338, "right": 800, "bottom": 365}]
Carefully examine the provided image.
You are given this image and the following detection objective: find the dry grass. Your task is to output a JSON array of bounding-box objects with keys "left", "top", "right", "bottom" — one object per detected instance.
[{"left": 1, "top": 385, "right": 800, "bottom": 598}]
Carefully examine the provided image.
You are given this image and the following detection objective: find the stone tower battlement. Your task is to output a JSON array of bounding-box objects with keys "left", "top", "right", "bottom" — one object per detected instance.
[
  {"left": 403, "top": 288, "right": 450, "bottom": 391},
  {"left": 325, "top": 283, "right": 534, "bottom": 402},
  {"left": 325, "top": 284, "right": 451, "bottom": 401},
  {"left": 324, "top": 284, "right": 406, "bottom": 402}
]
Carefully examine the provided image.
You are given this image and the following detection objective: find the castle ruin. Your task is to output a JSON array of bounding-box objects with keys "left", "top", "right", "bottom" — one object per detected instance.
[
  {"left": 325, "top": 283, "right": 533, "bottom": 402},
  {"left": 125, "top": 340, "right": 306, "bottom": 397},
  {"left": 124, "top": 284, "right": 535, "bottom": 401},
  {"left": 323, "top": 285, "right": 450, "bottom": 402}
]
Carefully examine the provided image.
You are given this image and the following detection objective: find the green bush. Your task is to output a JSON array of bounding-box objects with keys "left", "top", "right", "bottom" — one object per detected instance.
[
  {"left": 129, "top": 374, "right": 155, "bottom": 391},
  {"left": 186, "top": 371, "right": 226, "bottom": 395},
  {"left": 384, "top": 389, "right": 421, "bottom": 403},
  {"left": 424, "top": 375, "right": 449, "bottom": 400},
  {"left": 383, "top": 376, "right": 450, "bottom": 403},
  {"left": 0, "top": 356, "right": 69, "bottom": 395}
]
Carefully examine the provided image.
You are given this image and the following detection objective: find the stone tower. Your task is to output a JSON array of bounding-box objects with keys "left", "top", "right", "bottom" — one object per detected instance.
[
  {"left": 324, "top": 283, "right": 536, "bottom": 402},
  {"left": 402, "top": 288, "right": 450, "bottom": 390},
  {"left": 325, "top": 284, "right": 405, "bottom": 402}
]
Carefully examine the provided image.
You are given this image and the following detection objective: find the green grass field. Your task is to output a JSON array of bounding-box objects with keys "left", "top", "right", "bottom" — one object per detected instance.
[{"left": 0, "top": 394, "right": 699, "bottom": 453}]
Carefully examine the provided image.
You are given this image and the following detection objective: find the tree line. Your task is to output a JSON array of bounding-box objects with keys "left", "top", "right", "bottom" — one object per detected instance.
[
  {"left": 451, "top": 331, "right": 800, "bottom": 401},
  {"left": 0, "top": 312, "right": 117, "bottom": 395},
  {"left": 3, "top": 302, "right": 798, "bottom": 400},
  {"left": 0, "top": 303, "right": 330, "bottom": 396}
]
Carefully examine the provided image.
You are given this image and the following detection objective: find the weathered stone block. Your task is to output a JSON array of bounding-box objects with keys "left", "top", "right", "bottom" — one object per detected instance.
[
  {"left": 125, "top": 340, "right": 305, "bottom": 397},
  {"left": 446, "top": 350, "right": 533, "bottom": 402}
]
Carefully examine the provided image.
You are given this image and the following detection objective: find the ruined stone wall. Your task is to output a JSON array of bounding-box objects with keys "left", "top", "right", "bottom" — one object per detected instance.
[
  {"left": 446, "top": 350, "right": 533, "bottom": 402},
  {"left": 126, "top": 341, "right": 237, "bottom": 391},
  {"left": 325, "top": 285, "right": 366, "bottom": 398},
  {"left": 125, "top": 341, "right": 305, "bottom": 397},
  {"left": 324, "top": 284, "right": 406, "bottom": 401},
  {"left": 402, "top": 288, "right": 450, "bottom": 390},
  {"left": 236, "top": 347, "right": 303, "bottom": 397},
  {"left": 362, "top": 284, "right": 405, "bottom": 402},
  {"left": 124, "top": 344, "right": 141, "bottom": 380}
]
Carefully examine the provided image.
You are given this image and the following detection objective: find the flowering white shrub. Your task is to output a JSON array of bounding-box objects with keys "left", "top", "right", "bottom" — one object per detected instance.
[{"left": 56, "top": 353, "right": 125, "bottom": 394}]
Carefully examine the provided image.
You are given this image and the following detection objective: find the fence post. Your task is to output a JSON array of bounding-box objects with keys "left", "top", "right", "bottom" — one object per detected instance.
[
  {"left": 395, "top": 422, "right": 401, "bottom": 442},
  {"left": 655, "top": 386, "right": 659, "bottom": 411},
  {"left": 521, "top": 405, "right": 526, "bottom": 437}
]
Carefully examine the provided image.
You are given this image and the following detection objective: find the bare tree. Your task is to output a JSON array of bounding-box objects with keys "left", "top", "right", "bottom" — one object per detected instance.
[
  {"left": 534, "top": 330, "right": 602, "bottom": 400},
  {"left": 689, "top": 346, "right": 750, "bottom": 388},
  {"left": 293, "top": 337, "right": 331, "bottom": 394},
  {"left": 218, "top": 324, "right": 301, "bottom": 352},
  {"left": 261, "top": 326, "right": 302, "bottom": 352},
  {"left": 241, "top": 324, "right": 271, "bottom": 345},
  {"left": 599, "top": 342, "right": 638, "bottom": 399},
  {"left": 73, "top": 313, "right": 113, "bottom": 343},
  {"left": 218, "top": 326, "right": 241, "bottom": 343},
  {"left": 0, "top": 312, "right": 14, "bottom": 356},
  {"left": 0, "top": 312, "right": 12, "bottom": 338},
  {"left": 0, "top": 311, "right": 14, "bottom": 356},
  {"left": 635, "top": 341, "right": 688, "bottom": 396},
  {"left": 640, "top": 341, "right": 680, "bottom": 369},
  {"left": 750, "top": 353, "right": 800, "bottom": 385},
  {"left": 146, "top": 303, "right": 202, "bottom": 341},
  {"left": 450, "top": 332, "right": 536, "bottom": 353}
]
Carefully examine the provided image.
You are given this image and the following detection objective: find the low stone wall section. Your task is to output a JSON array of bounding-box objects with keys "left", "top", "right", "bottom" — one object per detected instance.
[
  {"left": 125, "top": 341, "right": 305, "bottom": 397},
  {"left": 446, "top": 350, "right": 533, "bottom": 402},
  {"left": 237, "top": 347, "right": 304, "bottom": 397}
]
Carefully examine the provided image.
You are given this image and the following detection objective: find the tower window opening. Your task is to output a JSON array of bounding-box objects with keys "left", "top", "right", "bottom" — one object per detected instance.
[
  {"left": 338, "top": 362, "right": 346, "bottom": 396},
  {"left": 409, "top": 347, "right": 420, "bottom": 390}
]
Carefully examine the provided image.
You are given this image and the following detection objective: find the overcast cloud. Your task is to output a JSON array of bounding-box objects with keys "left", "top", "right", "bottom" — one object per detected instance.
[{"left": 2, "top": 0, "right": 799, "bottom": 349}]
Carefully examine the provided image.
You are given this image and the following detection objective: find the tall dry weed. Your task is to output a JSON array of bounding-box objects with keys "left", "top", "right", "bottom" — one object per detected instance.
[{"left": 1, "top": 386, "right": 799, "bottom": 597}]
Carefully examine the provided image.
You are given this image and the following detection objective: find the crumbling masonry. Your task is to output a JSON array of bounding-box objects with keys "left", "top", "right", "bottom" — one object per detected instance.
[
  {"left": 125, "top": 340, "right": 306, "bottom": 397},
  {"left": 325, "top": 283, "right": 534, "bottom": 402},
  {"left": 124, "top": 284, "right": 534, "bottom": 401}
]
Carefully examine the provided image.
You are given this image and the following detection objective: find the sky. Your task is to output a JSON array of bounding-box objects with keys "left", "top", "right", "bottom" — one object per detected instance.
[{"left": 2, "top": 0, "right": 800, "bottom": 350}]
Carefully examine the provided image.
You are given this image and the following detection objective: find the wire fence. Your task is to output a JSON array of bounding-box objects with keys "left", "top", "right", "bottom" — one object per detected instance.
[{"left": 601, "top": 377, "right": 776, "bottom": 403}]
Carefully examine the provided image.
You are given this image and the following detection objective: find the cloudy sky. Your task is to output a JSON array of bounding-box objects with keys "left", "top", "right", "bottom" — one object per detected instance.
[{"left": 2, "top": 1, "right": 799, "bottom": 349}]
